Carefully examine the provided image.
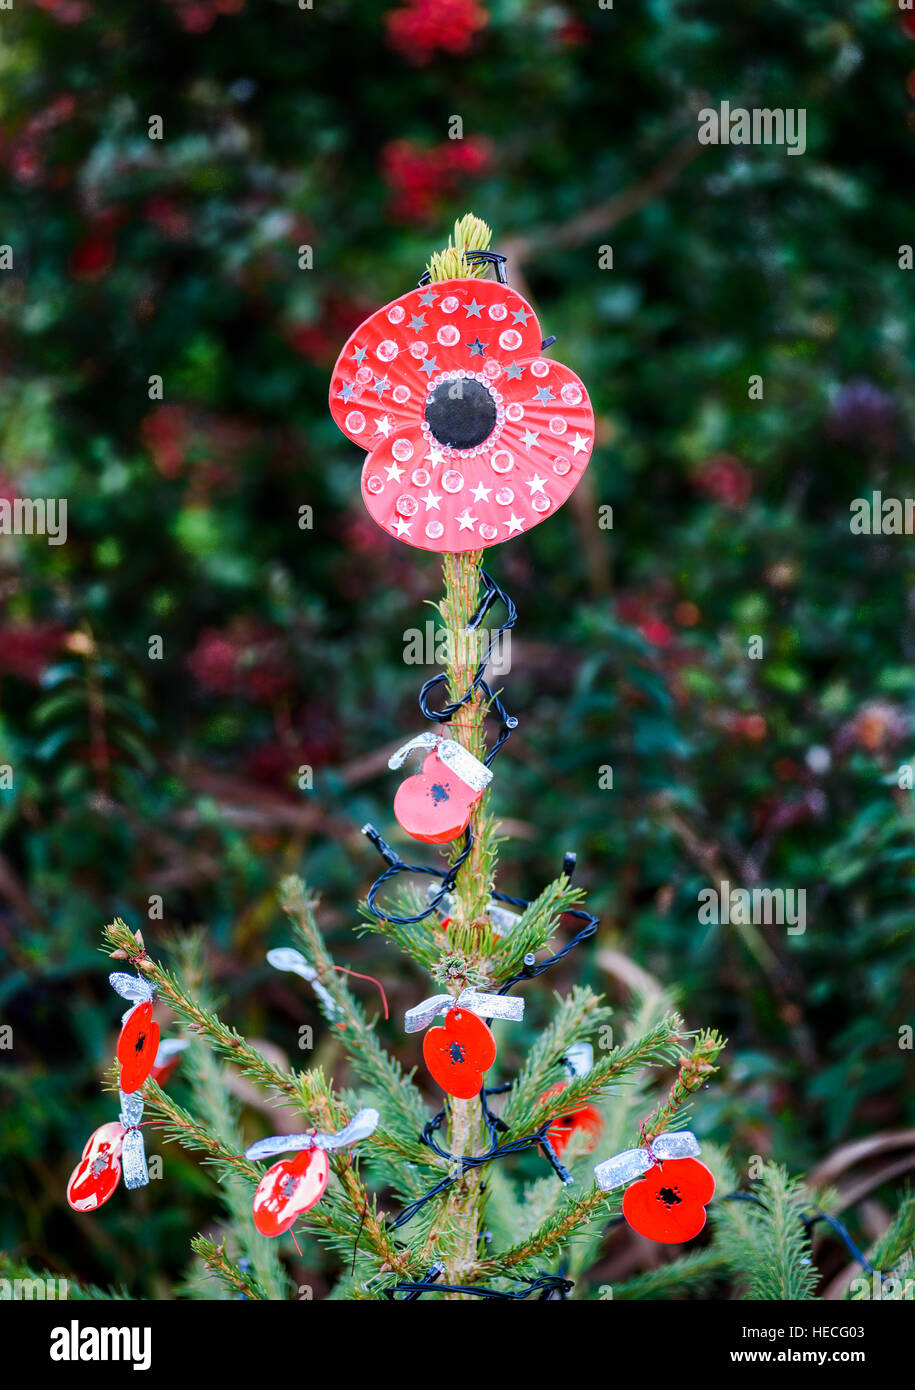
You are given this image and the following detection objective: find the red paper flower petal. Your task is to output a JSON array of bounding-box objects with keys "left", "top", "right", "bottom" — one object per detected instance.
[
  {"left": 66, "top": 1122, "right": 126, "bottom": 1213},
  {"left": 252, "top": 1147, "right": 330, "bottom": 1238},
  {"left": 330, "top": 279, "right": 544, "bottom": 445},
  {"left": 622, "top": 1157, "right": 716, "bottom": 1243},
  {"left": 116, "top": 1000, "right": 160, "bottom": 1094},
  {"left": 422, "top": 1007, "right": 496, "bottom": 1098},
  {"left": 334, "top": 279, "right": 593, "bottom": 551}
]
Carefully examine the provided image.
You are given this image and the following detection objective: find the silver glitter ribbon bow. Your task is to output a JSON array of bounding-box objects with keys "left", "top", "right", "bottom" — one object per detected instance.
[
  {"left": 244, "top": 1107, "right": 379, "bottom": 1162},
  {"left": 404, "top": 988, "right": 524, "bottom": 1033},
  {"left": 109, "top": 971, "right": 155, "bottom": 1025},
  {"left": 388, "top": 732, "right": 493, "bottom": 794},
  {"left": 266, "top": 947, "right": 339, "bottom": 1018},
  {"left": 427, "top": 886, "right": 521, "bottom": 938},
  {"left": 593, "top": 1130, "right": 702, "bottom": 1192},
  {"left": 119, "top": 1089, "right": 149, "bottom": 1190}
]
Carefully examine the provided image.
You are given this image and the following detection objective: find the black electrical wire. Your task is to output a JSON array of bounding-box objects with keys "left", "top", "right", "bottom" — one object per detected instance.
[
  {"left": 385, "top": 1271, "right": 573, "bottom": 1300},
  {"left": 388, "top": 1090, "right": 572, "bottom": 1231},
  {"left": 362, "top": 570, "right": 518, "bottom": 927}
]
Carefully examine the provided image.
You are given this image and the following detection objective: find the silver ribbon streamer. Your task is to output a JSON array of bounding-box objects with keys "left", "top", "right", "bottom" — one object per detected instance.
[
  {"left": 266, "top": 947, "right": 338, "bottom": 1018},
  {"left": 563, "top": 1042, "right": 594, "bottom": 1078},
  {"left": 404, "top": 988, "right": 524, "bottom": 1033},
  {"left": 118, "top": 1089, "right": 149, "bottom": 1190},
  {"left": 154, "top": 1038, "right": 189, "bottom": 1067},
  {"left": 388, "top": 732, "right": 493, "bottom": 794},
  {"left": 593, "top": 1130, "right": 701, "bottom": 1192},
  {"left": 244, "top": 1107, "right": 380, "bottom": 1162}
]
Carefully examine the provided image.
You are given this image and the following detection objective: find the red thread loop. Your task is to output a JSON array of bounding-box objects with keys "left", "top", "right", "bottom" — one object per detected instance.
[
  {"left": 639, "top": 1121, "right": 660, "bottom": 1167},
  {"left": 331, "top": 965, "right": 389, "bottom": 1019}
]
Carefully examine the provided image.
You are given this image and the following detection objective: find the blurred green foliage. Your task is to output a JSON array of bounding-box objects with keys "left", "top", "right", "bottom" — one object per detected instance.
[{"left": 0, "top": 0, "right": 913, "bottom": 1297}]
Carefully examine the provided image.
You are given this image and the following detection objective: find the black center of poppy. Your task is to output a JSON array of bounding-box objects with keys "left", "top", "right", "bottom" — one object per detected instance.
[
  {"left": 135, "top": 1033, "right": 146, "bottom": 1054},
  {"left": 448, "top": 1041, "right": 466, "bottom": 1065},
  {"left": 657, "top": 1186, "right": 682, "bottom": 1208},
  {"left": 424, "top": 378, "right": 497, "bottom": 449},
  {"left": 429, "top": 782, "right": 450, "bottom": 804}
]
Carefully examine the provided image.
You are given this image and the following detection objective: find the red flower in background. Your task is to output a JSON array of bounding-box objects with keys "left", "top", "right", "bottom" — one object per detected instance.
[
  {"left": 161, "top": 0, "right": 245, "bottom": 33},
  {"left": 380, "top": 138, "right": 490, "bottom": 224},
  {"left": 0, "top": 621, "right": 66, "bottom": 683},
  {"left": 140, "top": 405, "right": 252, "bottom": 489},
  {"left": 287, "top": 295, "right": 374, "bottom": 367},
  {"left": 693, "top": 453, "right": 753, "bottom": 510},
  {"left": 385, "top": 0, "right": 488, "bottom": 65},
  {"left": 187, "top": 623, "right": 294, "bottom": 704},
  {"left": 34, "top": 0, "right": 92, "bottom": 24},
  {"left": 69, "top": 211, "right": 124, "bottom": 281}
]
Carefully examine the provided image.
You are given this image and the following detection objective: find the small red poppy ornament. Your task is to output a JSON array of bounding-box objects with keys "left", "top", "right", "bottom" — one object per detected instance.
[
  {"left": 539, "top": 1083, "right": 604, "bottom": 1157},
  {"left": 66, "top": 1090, "right": 150, "bottom": 1212},
  {"left": 389, "top": 733, "right": 492, "bottom": 845},
  {"left": 594, "top": 1130, "right": 715, "bottom": 1244},
  {"left": 622, "top": 1156, "right": 715, "bottom": 1243},
  {"left": 252, "top": 1148, "right": 330, "bottom": 1238},
  {"left": 109, "top": 970, "right": 160, "bottom": 1094},
  {"left": 423, "top": 1008, "right": 496, "bottom": 1099},
  {"left": 328, "top": 276, "right": 594, "bottom": 552},
  {"left": 244, "top": 1108, "right": 379, "bottom": 1239},
  {"left": 405, "top": 987, "right": 523, "bottom": 1097},
  {"left": 117, "top": 999, "right": 160, "bottom": 1094},
  {"left": 67, "top": 1121, "right": 125, "bottom": 1213}
]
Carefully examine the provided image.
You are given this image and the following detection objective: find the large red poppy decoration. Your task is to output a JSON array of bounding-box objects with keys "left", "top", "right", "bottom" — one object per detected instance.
[
  {"left": 621, "top": 1156, "right": 716, "bottom": 1243},
  {"left": 329, "top": 277, "right": 594, "bottom": 552}
]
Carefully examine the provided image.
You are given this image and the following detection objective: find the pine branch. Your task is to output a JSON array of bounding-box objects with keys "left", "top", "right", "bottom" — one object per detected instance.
[
  {"left": 477, "top": 1187, "right": 613, "bottom": 1276},
  {"left": 104, "top": 919, "right": 412, "bottom": 1277},
  {"left": 279, "top": 876, "right": 430, "bottom": 1150},
  {"left": 504, "top": 1012, "right": 685, "bottom": 1135},
  {"left": 715, "top": 1164, "right": 819, "bottom": 1300},
  {"left": 191, "top": 1236, "right": 268, "bottom": 1301},
  {"left": 642, "top": 1027, "right": 727, "bottom": 1140},
  {"left": 0, "top": 1254, "right": 130, "bottom": 1301},
  {"left": 488, "top": 877, "right": 586, "bottom": 981},
  {"left": 104, "top": 918, "right": 317, "bottom": 1109},
  {"left": 608, "top": 1247, "right": 728, "bottom": 1300}
]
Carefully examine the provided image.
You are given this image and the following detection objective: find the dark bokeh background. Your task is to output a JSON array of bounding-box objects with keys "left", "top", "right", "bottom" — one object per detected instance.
[{"left": 1, "top": 0, "right": 914, "bottom": 1296}]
